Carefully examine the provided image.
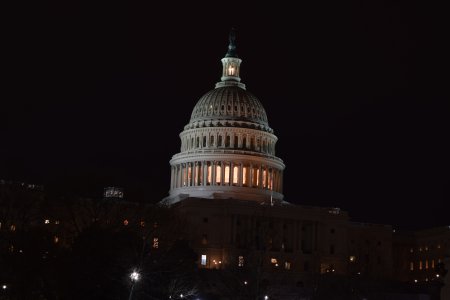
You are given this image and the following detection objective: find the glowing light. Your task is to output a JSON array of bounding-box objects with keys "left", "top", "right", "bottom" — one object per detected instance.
[
  {"left": 436, "top": 274, "right": 440, "bottom": 278},
  {"left": 228, "top": 65, "right": 235, "bottom": 76},
  {"left": 2, "top": 285, "right": 6, "bottom": 290},
  {"left": 44, "top": 219, "right": 50, "bottom": 224},
  {"left": 414, "top": 279, "right": 418, "bottom": 283},
  {"left": 180, "top": 294, "right": 184, "bottom": 298},
  {"left": 264, "top": 296, "right": 269, "bottom": 300},
  {"left": 349, "top": 256, "right": 356, "bottom": 262},
  {"left": 238, "top": 256, "right": 244, "bottom": 267},
  {"left": 201, "top": 255, "right": 207, "bottom": 266},
  {"left": 224, "top": 165, "right": 230, "bottom": 184},
  {"left": 130, "top": 270, "right": 140, "bottom": 282},
  {"left": 244, "top": 281, "right": 248, "bottom": 285},
  {"left": 123, "top": 220, "right": 129, "bottom": 226}
]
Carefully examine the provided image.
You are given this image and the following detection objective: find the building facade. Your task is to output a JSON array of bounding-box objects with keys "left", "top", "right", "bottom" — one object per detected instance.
[{"left": 162, "top": 32, "right": 422, "bottom": 289}]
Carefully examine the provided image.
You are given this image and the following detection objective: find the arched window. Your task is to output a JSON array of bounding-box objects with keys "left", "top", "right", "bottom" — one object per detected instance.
[
  {"left": 218, "top": 135, "right": 223, "bottom": 147},
  {"left": 234, "top": 136, "right": 238, "bottom": 148},
  {"left": 216, "top": 164, "right": 222, "bottom": 185},
  {"left": 210, "top": 135, "right": 214, "bottom": 147},
  {"left": 196, "top": 137, "right": 200, "bottom": 148},
  {"left": 203, "top": 136, "right": 207, "bottom": 147},
  {"left": 224, "top": 164, "right": 230, "bottom": 184},
  {"left": 242, "top": 137, "right": 247, "bottom": 149}
]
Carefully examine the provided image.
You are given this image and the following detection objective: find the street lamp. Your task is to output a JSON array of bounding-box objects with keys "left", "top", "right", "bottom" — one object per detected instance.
[
  {"left": 128, "top": 269, "right": 141, "bottom": 300},
  {"left": 130, "top": 271, "right": 140, "bottom": 282}
]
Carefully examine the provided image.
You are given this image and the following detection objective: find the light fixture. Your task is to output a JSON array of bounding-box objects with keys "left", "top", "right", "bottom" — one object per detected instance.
[{"left": 130, "top": 270, "right": 140, "bottom": 282}]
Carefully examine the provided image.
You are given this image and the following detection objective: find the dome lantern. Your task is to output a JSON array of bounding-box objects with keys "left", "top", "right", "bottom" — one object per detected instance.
[{"left": 216, "top": 29, "right": 246, "bottom": 89}]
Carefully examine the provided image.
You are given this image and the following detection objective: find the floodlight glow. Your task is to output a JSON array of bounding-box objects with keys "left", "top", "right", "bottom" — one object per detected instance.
[{"left": 130, "top": 271, "right": 140, "bottom": 282}]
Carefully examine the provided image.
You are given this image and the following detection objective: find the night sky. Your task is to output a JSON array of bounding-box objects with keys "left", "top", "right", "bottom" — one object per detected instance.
[{"left": 2, "top": 2, "right": 448, "bottom": 230}]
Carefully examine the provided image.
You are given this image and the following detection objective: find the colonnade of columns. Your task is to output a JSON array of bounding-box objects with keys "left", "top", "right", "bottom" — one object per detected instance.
[
  {"left": 181, "top": 132, "right": 276, "bottom": 155},
  {"left": 170, "top": 161, "right": 283, "bottom": 193}
]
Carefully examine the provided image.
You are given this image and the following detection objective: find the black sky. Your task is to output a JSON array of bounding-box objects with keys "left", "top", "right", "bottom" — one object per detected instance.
[{"left": 2, "top": 2, "right": 448, "bottom": 230}]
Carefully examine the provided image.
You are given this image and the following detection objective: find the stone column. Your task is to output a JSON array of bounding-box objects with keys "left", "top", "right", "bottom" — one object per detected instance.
[
  {"left": 239, "top": 163, "right": 243, "bottom": 187},
  {"left": 249, "top": 163, "right": 253, "bottom": 188},
  {"left": 221, "top": 161, "right": 225, "bottom": 186},
  {"left": 203, "top": 161, "right": 207, "bottom": 186},
  {"left": 259, "top": 165, "right": 263, "bottom": 188},
  {"left": 212, "top": 161, "right": 216, "bottom": 186},
  {"left": 169, "top": 166, "right": 173, "bottom": 189}
]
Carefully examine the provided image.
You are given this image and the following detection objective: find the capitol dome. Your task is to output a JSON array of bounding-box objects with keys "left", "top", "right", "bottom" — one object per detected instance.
[
  {"left": 164, "top": 30, "right": 285, "bottom": 205},
  {"left": 189, "top": 86, "right": 270, "bottom": 129}
]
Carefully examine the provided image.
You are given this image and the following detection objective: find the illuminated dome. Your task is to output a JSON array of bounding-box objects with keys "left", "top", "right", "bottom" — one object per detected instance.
[
  {"left": 189, "top": 86, "right": 270, "bottom": 129},
  {"left": 163, "top": 30, "right": 285, "bottom": 205}
]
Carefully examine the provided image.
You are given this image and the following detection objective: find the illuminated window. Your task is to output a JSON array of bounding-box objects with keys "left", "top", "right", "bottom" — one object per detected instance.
[
  {"left": 432, "top": 259, "right": 435, "bottom": 268},
  {"left": 410, "top": 262, "right": 414, "bottom": 271},
  {"left": 349, "top": 256, "right": 356, "bottom": 262},
  {"left": 201, "top": 255, "right": 207, "bottom": 266},
  {"left": 216, "top": 165, "right": 222, "bottom": 184},
  {"left": 227, "top": 64, "right": 235, "bottom": 76},
  {"left": 123, "top": 220, "right": 129, "bottom": 226},
  {"left": 233, "top": 166, "right": 239, "bottom": 185},
  {"left": 425, "top": 246, "right": 428, "bottom": 251},
  {"left": 195, "top": 164, "right": 201, "bottom": 185},
  {"left": 262, "top": 169, "right": 267, "bottom": 188},
  {"left": 44, "top": 219, "right": 50, "bottom": 224},
  {"left": 55, "top": 220, "right": 60, "bottom": 225},
  {"left": 207, "top": 165, "right": 212, "bottom": 185},
  {"left": 140, "top": 221, "right": 145, "bottom": 227},
  {"left": 10, "top": 225, "right": 16, "bottom": 231},
  {"left": 224, "top": 165, "right": 230, "bottom": 184},
  {"left": 153, "top": 237, "right": 159, "bottom": 249},
  {"left": 425, "top": 260, "right": 429, "bottom": 269},
  {"left": 243, "top": 167, "right": 248, "bottom": 185},
  {"left": 419, "top": 261, "right": 423, "bottom": 270},
  {"left": 54, "top": 236, "right": 59, "bottom": 244},
  {"left": 238, "top": 256, "right": 244, "bottom": 267},
  {"left": 285, "top": 262, "right": 291, "bottom": 270},
  {"left": 438, "top": 258, "right": 442, "bottom": 263},
  {"left": 254, "top": 167, "right": 260, "bottom": 186},
  {"left": 187, "top": 165, "right": 192, "bottom": 185},
  {"left": 419, "top": 247, "right": 422, "bottom": 252},
  {"left": 271, "top": 258, "right": 278, "bottom": 264}
]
